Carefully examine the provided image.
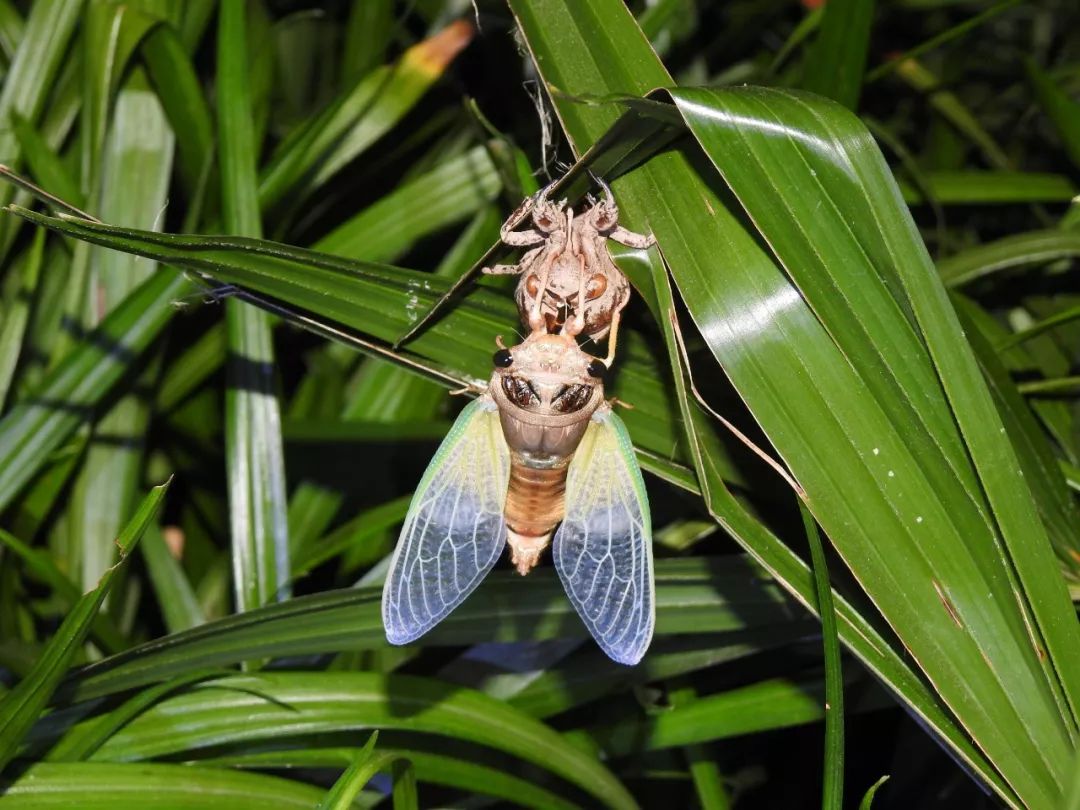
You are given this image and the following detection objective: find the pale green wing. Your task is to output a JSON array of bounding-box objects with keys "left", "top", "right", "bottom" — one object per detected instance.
[
  {"left": 553, "top": 409, "right": 653, "bottom": 665},
  {"left": 382, "top": 397, "right": 510, "bottom": 644}
]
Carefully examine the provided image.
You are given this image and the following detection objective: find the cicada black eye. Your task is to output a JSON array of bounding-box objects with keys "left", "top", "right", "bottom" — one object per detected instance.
[
  {"left": 493, "top": 348, "right": 513, "bottom": 368},
  {"left": 587, "top": 359, "right": 607, "bottom": 379},
  {"left": 502, "top": 375, "right": 539, "bottom": 408},
  {"left": 552, "top": 384, "right": 593, "bottom": 414}
]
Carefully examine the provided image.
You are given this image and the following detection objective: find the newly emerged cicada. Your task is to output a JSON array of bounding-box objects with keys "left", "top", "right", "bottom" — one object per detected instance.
[
  {"left": 484, "top": 177, "right": 655, "bottom": 365},
  {"left": 381, "top": 330, "right": 654, "bottom": 665}
]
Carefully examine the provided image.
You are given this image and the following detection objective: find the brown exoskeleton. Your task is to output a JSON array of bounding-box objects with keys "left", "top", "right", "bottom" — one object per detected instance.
[{"left": 483, "top": 178, "right": 656, "bottom": 366}]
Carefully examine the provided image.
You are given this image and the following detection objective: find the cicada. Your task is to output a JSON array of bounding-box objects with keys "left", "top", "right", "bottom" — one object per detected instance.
[
  {"left": 484, "top": 178, "right": 656, "bottom": 365},
  {"left": 381, "top": 330, "right": 654, "bottom": 665}
]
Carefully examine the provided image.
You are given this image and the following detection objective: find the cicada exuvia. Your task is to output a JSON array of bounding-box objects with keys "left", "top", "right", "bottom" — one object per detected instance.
[
  {"left": 381, "top": 330, "right": 654, "bottom": 665},
  {"left": 484, "top": 177, "right": 655, "bottom": 365}
]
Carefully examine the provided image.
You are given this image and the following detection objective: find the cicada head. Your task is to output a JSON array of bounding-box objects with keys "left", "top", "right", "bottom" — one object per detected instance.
[{"left": 489, "top": 331, "right": 606, "bottom": 459}]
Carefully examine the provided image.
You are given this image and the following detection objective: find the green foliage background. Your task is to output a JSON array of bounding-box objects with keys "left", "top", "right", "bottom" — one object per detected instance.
[{"left": 0, "top": 1, "right": 1079, "bottom": 808}]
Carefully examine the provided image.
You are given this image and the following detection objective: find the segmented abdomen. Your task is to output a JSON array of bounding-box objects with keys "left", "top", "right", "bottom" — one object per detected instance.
[{"left": 504, "top": 456, "right": 568, "bottom": 539}]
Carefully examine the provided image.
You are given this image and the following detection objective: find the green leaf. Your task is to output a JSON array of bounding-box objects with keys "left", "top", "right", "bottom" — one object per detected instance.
[
  {"left": 46, "top": 668, "right": 224, "bottom": 762},
  {"left": 503, "top": 2, "right": 1068, "bottom": 805},
  {"left": 258, "top": 21, "right": 474, "bottom": 214},
  {"left": 858, "top": 775, "right": 890, "bottom": 809},
  {"left": 1026, "top": 58, "right": 1080, "bottom": 170},
  {"left": 572, "top": 672, "right": 885, "bottom": 758},
  {"left": 684, "top": 743, "right": 730, "bottom": 810},
  {"left": 0, "top": 763, "right": 335, "bottom": 809},
  {"left": 663, "top": 84, "right": 1080, "bottom": 805},
  {"left": 0, "top": 0, "right": 82, "bottom": 195},
  {"left": 504, "top": 626, "right": 816, "bottom": 719},
  {"left": 202, "top": 747, "right": 578, "bottom": 810},
  {"left": 217, "top": 0, "right": 290, "bottom": 612},
  {"left": 140, "top": 523, "right": 207, "bottom": 633},
  {"left": 0, "top": 226, "right": 43, "bottom": 409},
  {"left": 898, "top": 171, "right": 1076, "bottom": 204},
  {"left": 890, "top": 58, "right": 1010, "bottom": 169},
  {"left": 141, "top": 25, "right": 215, "bottom": 204},
  {"left": 0, "top": 526, "right": 128, "bottom": 656},
  {"left": 953, "top": 296, "right": 1080, "bottom": 568},
  {"left": 10, "top": 112, "right": 82, "bottom": 207},
  {"left": 341, "top": 0, "right": 394, "bottom": 80},
  {"left": 67, "top": 69, "right": 175, "bottom": 589},
  {"left": 314, "top": 145, "right": 501, "bottom": 263},
  {"left": 0, "top": 480, "right": 168, "bottom": 771},
  {"left": 60, "top": 556, "right": 791, "bottom": 703},
  {"left": 0, "top": 270, "right": 190, "bottom": 514},
  {"left": 937, "top": 229, "right": 1080, "bottom": 287},
  {"left": 801, "top": 0, "right": 873, "bottom": 109},
  {"left": 85, "top": 671, "right": 637, "bottom": 810},
  {"left": 155, "top": 323, "right": 225, "bottom": 413},
  {"left": 317, "top": 731, "right": 380, "bottom": 810},
  {"left": 3, "top": 208, "right": 696, "bottom": 492},
  {"left": 801, "top": 502, "right": 844, "bottom": 810}
]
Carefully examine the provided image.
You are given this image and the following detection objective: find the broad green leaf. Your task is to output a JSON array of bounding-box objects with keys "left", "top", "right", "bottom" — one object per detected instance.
[
  {"left": 315, "top": 145, "right": 501, "bottom": 263},
  {"left": 0, "top": 271, "right": 191, "bottom": 513},
  {"left": 218, "top": 0, "right": 290, "bottom": 612},
  {"left": 342, "top": 0, "right": 394, "bottom": 80},
  {"left": 259, "top": 21, "right": 474, "bottom": 214},
  {"left": 504, "top": 2, "right": 1071, "bottom": 805},
  {"left": 0, "top": 0, "right": 82, "bottom": 193},
  {"left": 0, "top": 227, "right": 43, "bottom": 408},
  {"left": 59, "top": 556, "right": 792, "bottom": 703},
  {"left": 0, "top": 762, "right": 336, "bottom": 809},
  {"left": 83, "top": 671, "right": 637, "bottom": 810},
  {"left": 0, "top": 481, "right": 167, "bottom": 771},
  {"left": 202, "top": 747, "right": 578, "bottom": 810},
  {"left": 4, "top": 209, "right": 695, "bottom": 492},
  {"left": 898, "top": 171, "right": 1077, "bottom": 204},
  {"left": 663, "top": 84, "right": 1080, "bottom": 805},
  {"left": 938, "top": 229, "right": 1080, "bottom": 287},
  {"left": 68, "top": 69, "right": 175, "bottom": 588},
  {"left": 801, "top": 0, "right": 873, "bottom": 109},
  {"left": 80, "top": 2, "right": 162, "bottom": 191}
]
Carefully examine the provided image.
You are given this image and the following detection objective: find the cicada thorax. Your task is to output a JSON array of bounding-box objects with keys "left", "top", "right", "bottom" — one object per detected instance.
[{"left": 489, "top": 331, "right": 606, "bottom": 574}]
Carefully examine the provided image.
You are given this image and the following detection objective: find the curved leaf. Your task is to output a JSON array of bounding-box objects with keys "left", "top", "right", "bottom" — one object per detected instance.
[
  {"left": 84, "top": 672, "right": 637, "bottom": 810},
  {"left": 54, "top": 556, "right": 792, "bottom": 704}
]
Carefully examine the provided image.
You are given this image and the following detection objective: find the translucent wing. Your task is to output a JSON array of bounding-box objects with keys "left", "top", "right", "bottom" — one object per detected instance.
[
  {"left": 383, "top": 398, "right": 510, "bottom": 644},
  {"left": 553, "top": 410, "right": 653, "bottom": 665}
]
